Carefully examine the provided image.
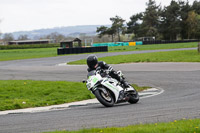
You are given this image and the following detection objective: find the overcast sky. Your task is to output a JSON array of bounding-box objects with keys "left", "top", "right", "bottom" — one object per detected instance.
[{"left": 0, "top": 0, "right": 196, "bottom": 33}]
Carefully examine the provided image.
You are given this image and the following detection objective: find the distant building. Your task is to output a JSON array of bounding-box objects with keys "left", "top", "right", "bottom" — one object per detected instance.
[
  {"left": 8, "top": 39, "right": 52, "bottom": 45},
  {"left": 135, "top": 37, "right": 155, "bottom": 41},
  {"left": 60, "top": 38, "right": 82, "bottom": 48}
]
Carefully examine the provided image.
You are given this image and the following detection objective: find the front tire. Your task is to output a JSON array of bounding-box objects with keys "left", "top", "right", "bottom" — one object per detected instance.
[
  {"left": 94, "top": 88, "right": 114, "bottom": 107},
  {"left": 128, "top": 90, "right": 139, "bottom": 104}
]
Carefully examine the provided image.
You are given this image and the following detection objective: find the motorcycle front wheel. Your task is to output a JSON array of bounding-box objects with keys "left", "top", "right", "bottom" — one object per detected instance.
[
  {"left": 94, "top": 88, "right": 114, "bottom": 107},
  {"left": 128, "top": 90, "right": 139, "bottom": 104}
]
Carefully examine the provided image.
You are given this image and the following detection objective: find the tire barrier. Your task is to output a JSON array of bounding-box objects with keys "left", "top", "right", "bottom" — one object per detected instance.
[
  {"left": 92, "top": 40, "right": 199, "bottom": 47},
  {"left": 57, "top": 46, "right": 108, "bottom": 55},
  {"left": 143, "top": 40, "right": 199, "bottom": 45},
  {"left": 92, "top": 41, "right": 143, "bottom": 47}
]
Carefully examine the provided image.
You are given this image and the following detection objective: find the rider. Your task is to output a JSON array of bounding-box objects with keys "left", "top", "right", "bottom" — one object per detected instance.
[{"left": 86, "top": 54, "right": 129, "bottom": 88}]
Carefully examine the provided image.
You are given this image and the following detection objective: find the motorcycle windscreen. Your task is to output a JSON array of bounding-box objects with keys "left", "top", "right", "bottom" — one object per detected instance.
[{"left": 87, "top": 70, "right": 96, "bottom": 77}]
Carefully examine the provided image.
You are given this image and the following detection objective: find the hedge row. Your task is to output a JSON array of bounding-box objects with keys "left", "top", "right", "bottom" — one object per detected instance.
[{"left": 0, "top": 43, "right": 60, "bottom": 50}]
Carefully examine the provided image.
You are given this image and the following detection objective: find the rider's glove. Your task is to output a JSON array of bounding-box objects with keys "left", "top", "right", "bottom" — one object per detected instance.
[
  {"left": 108, "top": 66, "right": 113, "bottom": 72},
  {"left": 117, "top": 70, "right": 124, "bottom": 77},
  {"left": 105, "top": 66, "right": 113, "bottom": 75},
  {"left": 96, "top": 66, "right": 101, "bottom": 71},
  {"left": 96, "top": 67, "right": 101, "bottom": 70}
]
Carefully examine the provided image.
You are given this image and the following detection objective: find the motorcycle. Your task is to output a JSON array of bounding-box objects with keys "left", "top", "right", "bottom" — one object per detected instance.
[{"left": 83, "top": 69, "right": 139, "bottom": 107}]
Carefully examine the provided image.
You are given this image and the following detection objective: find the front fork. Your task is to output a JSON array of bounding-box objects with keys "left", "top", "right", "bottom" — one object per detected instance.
[{"left": 92, "top": 86, "right": 109, "bottom": 97}]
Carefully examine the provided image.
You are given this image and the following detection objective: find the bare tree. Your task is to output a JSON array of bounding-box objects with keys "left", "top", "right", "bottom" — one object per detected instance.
[
  {"left": 18, "top": 34, "right": 29, "bottom": 40},
  {"left": 3, "top": 33, "right": 14, "bottom": 44},
  {"left": 45, "top": 32, "right": 65, "bottom": 43},
  {"left": 0, "top": 19, "right": 2, "bottom": 40}
]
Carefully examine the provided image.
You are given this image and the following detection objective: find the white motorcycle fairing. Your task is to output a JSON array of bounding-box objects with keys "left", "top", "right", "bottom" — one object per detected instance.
[
  {"left": 86, "top": 72, "right": 135, "bottom": 103},
  {"left": 101, "top": 77, "right": 124, "bottom": 103},
  {"left": 85, "top": 69, "right": 139, "bottom": 107}
]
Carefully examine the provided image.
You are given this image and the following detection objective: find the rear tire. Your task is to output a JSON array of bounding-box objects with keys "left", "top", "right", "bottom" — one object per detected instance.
[{"left": 94, "top": 88, "right": 114, "bottom": 107}]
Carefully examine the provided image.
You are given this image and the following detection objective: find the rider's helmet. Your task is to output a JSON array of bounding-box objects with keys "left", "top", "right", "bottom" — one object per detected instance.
[{"left": 87, "top": 54, "right": 98, "bottom": 69}]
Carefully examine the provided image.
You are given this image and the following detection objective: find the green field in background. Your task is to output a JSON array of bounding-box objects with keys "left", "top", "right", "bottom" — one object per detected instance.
[
  {"left": 0, "top": 42, "right": 198, "bottom": 61},
  {"left": 68, "top": 50, "right": 200, "bottom": 65}
]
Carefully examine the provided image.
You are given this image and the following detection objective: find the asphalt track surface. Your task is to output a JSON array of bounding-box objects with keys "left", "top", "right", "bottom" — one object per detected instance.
[{"left": 0, "top": 48, "right": 200, "bottom": 133}]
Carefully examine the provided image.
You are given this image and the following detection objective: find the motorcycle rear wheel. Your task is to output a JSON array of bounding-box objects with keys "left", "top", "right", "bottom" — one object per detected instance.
[{"left": 94, "top": 88, "right": 114, "bottom": 107}]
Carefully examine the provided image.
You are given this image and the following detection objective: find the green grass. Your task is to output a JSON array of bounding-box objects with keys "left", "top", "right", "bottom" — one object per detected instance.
[
  {"left": 108, "top": 42, "right": 198, "bottom": 52},
  {"left": 0, "top": 47, "right": 58, "bottom": 61},
  {"left": 0, "top": 80, "right": 93, "bottom": 111},
  {"left": 46, "top": 119, "right": 200, "bottom": 133},
  {"left": 0, "top": 80, "right": 147, "bottom": 111},
  {"left": 0, "top": 43, "right": 60, "bottom": 50},
  {"left": 68, "top": 50, "right": 200, "bottom": 65},
  {"left": 0, "top": 42, "right": 197, "bottom": 61},
  {"left": 131, "top": 84, "right": 150, "bottom": 92}
]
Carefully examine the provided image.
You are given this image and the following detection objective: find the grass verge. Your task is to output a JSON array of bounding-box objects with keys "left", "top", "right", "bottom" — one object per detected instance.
[
  {"left": 68, "top": 50, "right": 200, "bottom": 65},
  {"left": 45, "top": 119, "right": 200, "bottom": 133},
  {"left": 0, "top": 80, "right": 147, "bottom": 111},
  {"left": 108, "top": 42, "right": 198, "bottom": 52},
  {"left": 0, "top": 47, "right": 57, "bottom": 61},
  {"left": 0, "top": 80, "right": 93, "bottom": 111},
  {"left": 0, "top": 42, "right": 197, "bottom": 61},
  {"left": 0, "top": 43, "right": 59, "bottom": 50}
]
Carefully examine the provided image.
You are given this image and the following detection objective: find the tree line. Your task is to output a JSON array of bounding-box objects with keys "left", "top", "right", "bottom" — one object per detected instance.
[
  {"left": 0, "top": 32, "right": 109, "bottom": 45},
  {"left": 1, "top": 0, "right": 200, "bottom": 45},
  {"left": 97, "top": 0, "right": 200, "bottom": 41}
]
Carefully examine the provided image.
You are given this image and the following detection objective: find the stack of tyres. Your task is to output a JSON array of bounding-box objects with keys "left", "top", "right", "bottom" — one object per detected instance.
[
  {"left": 136, "top": 41, "right": 143, "bottom": 45},
  {"left": 67, "top": 48, "right": 72, "bottom": 54},
  {"left": 82, "top": 47, "right": 87, "bottom": 53},
  {"left": 98, "top": 47, "right": 101, "bottom": 52},
  {"left": 123, "top": 42, "right": 129, "bottom": 46},
  {"left": 100, "top": 46, "right": 105, "bottom": 52},
  {"left": 57, "top": 48, "right": 64, "bottom": 55},
  {"left": 101, "top": 47, "right": 104, "bottom": 52},
  {"left": 89, "top": 47, "right": 93, "bottom": 53},
  {"left": 105, "top": 46, "right": 108, "bottom": 51},
  {"left": 86, "top": 47, "right": 90, "bottom": 53},
  {"left": 70, "top": 48, "right": 74, "bottom": 54},
  {"left": 93, "top": 47, "right": 97, "bottom": 52},
  {"left": 95, "top": 47, "right": 99, "bottom": 52},
  {"left": 78, "top": 48, "right": 83, "bottom": 53},
  {"left": 129, "top": 42, "right": 136, "bottom": 46},
  {"left": 74, "top": 48, "right": 78, "bottom": 54},
  {"left": 90, "top": 47, "right": 96, "bottom": 52},
  {"left": 63, "top": 48, "right": 69, "bottom": 54},
  {"left": 79, "top": 48, "right": 83, "bottom": 53},
  {"left": 57, "top": 46, "right": 108, "bottom": 55}
]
